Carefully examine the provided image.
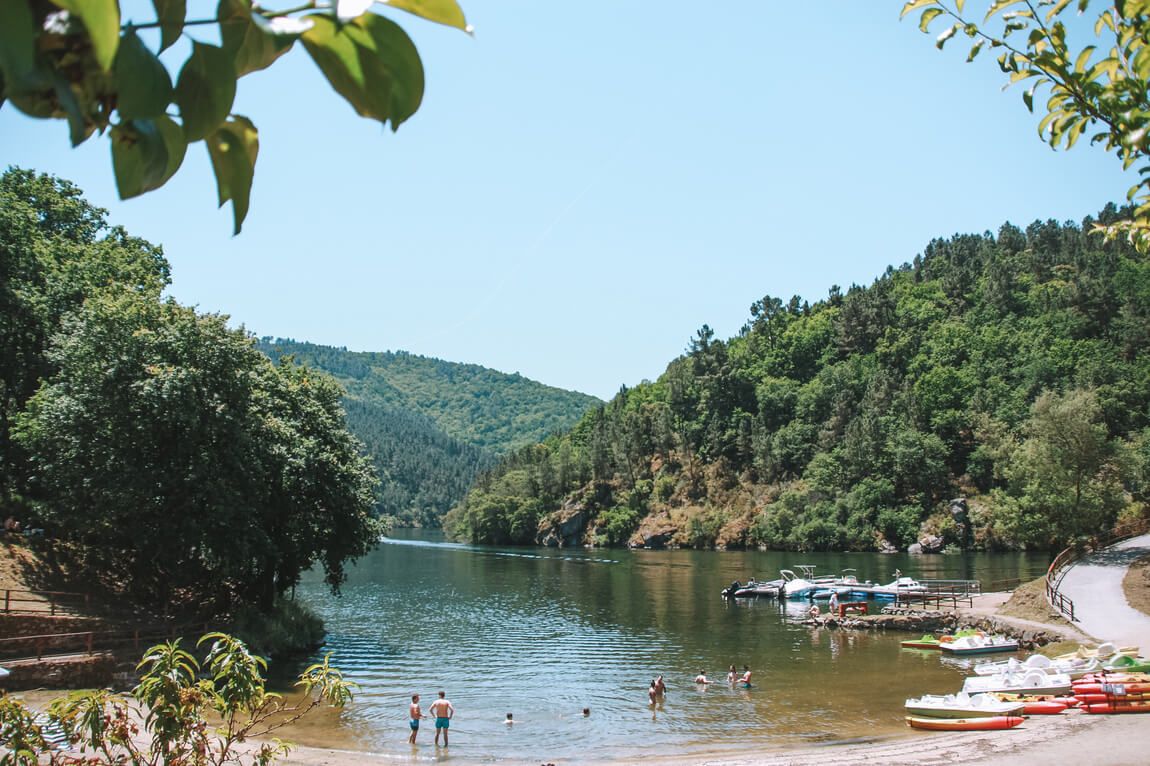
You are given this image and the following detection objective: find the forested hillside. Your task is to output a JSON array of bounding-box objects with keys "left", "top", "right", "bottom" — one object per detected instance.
[
  {"left": 256, "top": 340, "right": 601, "bottom": 525},
  {"left": 448, "top": 205, "right": 1150, "bottom": 552}
]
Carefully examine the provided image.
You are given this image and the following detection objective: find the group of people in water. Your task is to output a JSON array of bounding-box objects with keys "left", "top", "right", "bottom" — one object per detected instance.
[
  {"left": 652, "top": 665, "right": 754, "bottom": 704},
  {"left": 408, "top": 692, "right": 591, "bottom": 746},
  {"left": 410, "top": 667, "right": 755, "bottom": 745}
]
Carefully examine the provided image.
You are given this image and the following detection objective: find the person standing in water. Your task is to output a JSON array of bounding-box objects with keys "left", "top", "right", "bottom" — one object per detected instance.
[
  {"left": 408, "top": 694, "right": 424, "bottom": 744},
  {"left": 739, "top": 665, "right": 752, "bottom": 688},
  {"left": 726, "top": 665, "right": 737, "bottom": 684},
  {"left": 654, "top": 675, "right": 666, "bottom": 697},
  {"left": 429, "top": 691, "right": 454, "bottom": 746},
  {"left": 695, "top": 669, "right": 713, "bottom": 684}
]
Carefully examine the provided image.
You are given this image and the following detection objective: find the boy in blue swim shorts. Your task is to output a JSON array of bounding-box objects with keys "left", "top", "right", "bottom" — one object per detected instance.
[{"left": 408, "top": 694, "right": 423, "bottom": 744}]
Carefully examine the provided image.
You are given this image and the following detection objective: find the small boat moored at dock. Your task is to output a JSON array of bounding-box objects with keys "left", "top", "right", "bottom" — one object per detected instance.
[{"left": 941, "top": 634, "right": 1020, "bottom": 656}]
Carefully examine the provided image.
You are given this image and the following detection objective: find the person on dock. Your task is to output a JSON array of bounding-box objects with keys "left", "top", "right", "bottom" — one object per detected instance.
[
  {"left": 739, "top": 665, "right": 752, "bottom": 688},
  {"left": 429, "top": 690, "right": 454, "bottom": 746},
  {"left": 829, "top": 591, "right": 840, "bottom": 615},
  {"left": 408, "top": 694, "right": 424, "bottom": 744}
]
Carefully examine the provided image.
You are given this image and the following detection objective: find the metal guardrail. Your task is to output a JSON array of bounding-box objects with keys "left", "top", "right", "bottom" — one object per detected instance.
[{"left": 1046, "top": 518, "right": 1150, "bottom": 621}]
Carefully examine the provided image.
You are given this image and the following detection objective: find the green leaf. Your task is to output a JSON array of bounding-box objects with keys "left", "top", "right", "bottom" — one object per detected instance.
[
  {"left": 900, "top": 0, "right": 937, "bottom": 21},
  {"left": 0, "top": 0, "right": 48, "bottom": 91},
  {"left": 919, "top": 7, "right": 944, "bottom": 32},
  {"left": 151, "top": 0, "right": 186, "bottom": 53},
  {"left": 347, "top": 11, "right": 425, "bottom": 128},
  {"left": 219, "top": 0, "right": 299, "bottom": 77},
  {"left": 53, "top": 75, "right": 92, "bottom": 146},
  {"left": 206, "top": 115, "right": 258, "bottom": 235},
  {"left": 936, "top": 24, "right": 958, "bottom": 49},
  {"left": 301, "top": 15, "right": 392, "bottom": 123},
  {"left": 52, "top": 0, "right": 121, "bottom": 71},
  {"left": 111, "top": 119, "right": 171, "bottom": 198},
  {"left": 174, "top": 41, "right": 237, "bottom": 142},
  {"left": 155, "top": 114, "right": 187, "bottom": 185},
  {"left": 115, "top": 28, "right": 174, "bottom": 120},
  {"left": 385, "top": 0, "right": 471, "bottom": 32}
]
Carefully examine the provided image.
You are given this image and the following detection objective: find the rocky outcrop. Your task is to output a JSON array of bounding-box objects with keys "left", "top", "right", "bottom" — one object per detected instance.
[
  {"left": 909, "top": 534, "right": 945, "bottom": 555},
  {"left": 536, "top": 506, "right": 585, "bottom": 547}
]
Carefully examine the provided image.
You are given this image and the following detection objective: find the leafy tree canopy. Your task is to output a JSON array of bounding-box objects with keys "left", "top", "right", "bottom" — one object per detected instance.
[
  {"left": 0, "top": 0, "right": 470, "bottom": 233},
  {"left": 3, "top": 169, "right": 380, "bottom": 612}
]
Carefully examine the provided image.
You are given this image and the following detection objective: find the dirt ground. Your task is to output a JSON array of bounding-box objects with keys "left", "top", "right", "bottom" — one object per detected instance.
[{"left": 1122, "top": 553, "right": 1150, "bottom": 618}]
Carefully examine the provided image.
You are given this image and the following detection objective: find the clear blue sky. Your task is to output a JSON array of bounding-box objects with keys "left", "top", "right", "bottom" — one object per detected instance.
[{"left": 0, "top": 1, "right": 1134, "bottom": 400}]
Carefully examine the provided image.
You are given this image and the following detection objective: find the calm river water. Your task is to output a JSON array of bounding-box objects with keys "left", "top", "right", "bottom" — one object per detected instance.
[{"left": 284, "top": 530, "right": 1051, "bottom": 762}]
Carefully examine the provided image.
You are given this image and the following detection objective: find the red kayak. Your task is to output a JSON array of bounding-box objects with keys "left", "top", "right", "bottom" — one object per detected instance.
[
  {"left": 1081, "top": 701, "right": 1150, "bottom": 714},
  {"left": 905, "top": 715, "right": 1025, "bottom": 731},
  {"left": 1020, "top": 700, "right": 1068, "bottom": 715},
  {"left": 1075, "top": 692, "right": 1149, "bottom": 705},
  {"left": 1072, "top": 682, "right": 1150, "bottom": 695}
]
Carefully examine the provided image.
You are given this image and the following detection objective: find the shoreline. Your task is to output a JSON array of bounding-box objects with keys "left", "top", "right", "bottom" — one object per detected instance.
[{"left": 276, "top": 711, "right": 1150, "bottom": 765}]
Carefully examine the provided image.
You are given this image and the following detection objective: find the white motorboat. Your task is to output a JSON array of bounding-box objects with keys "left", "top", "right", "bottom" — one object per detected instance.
[{"left": 781, "top": 565, "right": 836, "bottom": 599}]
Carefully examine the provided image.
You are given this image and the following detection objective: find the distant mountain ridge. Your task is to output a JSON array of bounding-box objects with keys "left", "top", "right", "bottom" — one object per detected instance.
[{"left": 255, "top": 339, "right": 602, "bottom": 526}]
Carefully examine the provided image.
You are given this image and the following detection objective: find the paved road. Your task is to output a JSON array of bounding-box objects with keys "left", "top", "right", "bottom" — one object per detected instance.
[{"left": 1056, "top": 533, "right": 1150, "bottom": 648}]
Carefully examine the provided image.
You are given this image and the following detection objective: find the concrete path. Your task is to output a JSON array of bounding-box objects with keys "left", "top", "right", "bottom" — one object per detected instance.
[{"left": 1055, "top": 533, "right": 1150, "bottom": 649}]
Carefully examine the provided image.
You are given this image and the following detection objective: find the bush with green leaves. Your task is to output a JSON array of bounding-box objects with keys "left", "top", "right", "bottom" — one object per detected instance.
[
  {"left": 0, "top": 632, "right": 355, "bottom": 765},
  {"left": 903, "top": 0, "right": 1150, "bottom": 250},
  {"left": 0, "top": 0, "right": 470, "bottom": 233}
]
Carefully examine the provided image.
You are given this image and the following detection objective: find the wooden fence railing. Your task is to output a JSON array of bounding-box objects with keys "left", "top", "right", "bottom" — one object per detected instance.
[
  {"left": 2, "top": 589, "right": 90, "bottom": 615},
  {"left": 0, "top": 623, "right": 214, "bottom": 663},
  {"left": 1046, "top": 518, "right": 1150, "bottom": 622}
]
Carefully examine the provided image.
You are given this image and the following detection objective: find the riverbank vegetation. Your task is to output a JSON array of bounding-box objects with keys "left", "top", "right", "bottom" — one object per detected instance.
[
  {"left": 448, "top": 206, "right": 1150, "bottom": 553},
  {"left": 0, "top": 632, "right": 352, "bottom": 764},
  {"left": 0, "top": 169, "right": 380, "bottom": 627}
]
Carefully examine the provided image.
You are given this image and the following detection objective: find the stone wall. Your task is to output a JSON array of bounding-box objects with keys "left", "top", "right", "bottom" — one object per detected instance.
[
  {"left": 807, "top": 607, "right": 1071, "bottom": 649},
  {"left": 0, "top": 613, "right": 105, "bottom": 639}
]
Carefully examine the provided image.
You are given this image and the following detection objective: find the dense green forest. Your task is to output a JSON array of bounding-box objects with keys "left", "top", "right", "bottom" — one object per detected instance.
[
  {"left": 448, "top": 205, "right": 1150, "bottom": 553},
  {"left": 1, "top": 169, "right": 379, "bottom": 615},
  {"left": 256, "top": 340, "right": 601, "bottom": 526}
]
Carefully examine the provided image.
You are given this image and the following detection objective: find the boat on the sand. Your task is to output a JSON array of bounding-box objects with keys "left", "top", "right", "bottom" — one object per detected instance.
[
  {"left": 905, "top": 715, "right": 1025, "bottom": 731},
  {"left": 903, "top": 692, "right": 1023, "bottom": 718},
  {"left": 963, "top": 669, "right": 1072, "bottom": 696}
]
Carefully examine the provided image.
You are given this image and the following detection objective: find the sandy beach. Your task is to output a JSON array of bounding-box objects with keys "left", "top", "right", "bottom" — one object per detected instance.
[{"left": 276, "top": 710, "right": 1150, "bottom": 766}]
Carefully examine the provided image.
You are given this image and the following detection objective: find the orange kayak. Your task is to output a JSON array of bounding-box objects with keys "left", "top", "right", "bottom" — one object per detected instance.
[
  {"left": 1020, "top": 700, "right": 1068, "bottom": 715},
  {"left": 905, "top": 715, "right": 1025, "bottom": 731},
  {"left": 1081, "top": 701, "right": 1150, "bottom": 714}
]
